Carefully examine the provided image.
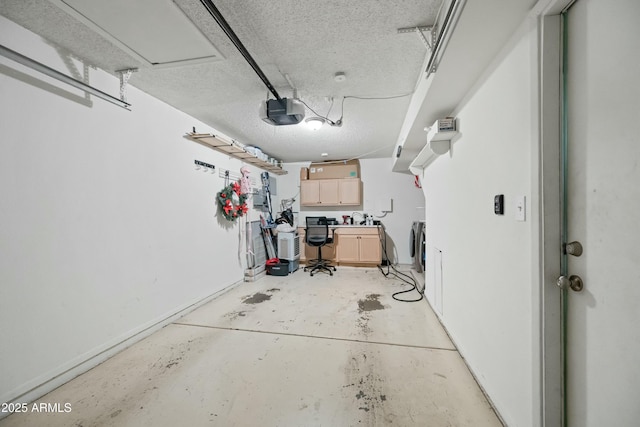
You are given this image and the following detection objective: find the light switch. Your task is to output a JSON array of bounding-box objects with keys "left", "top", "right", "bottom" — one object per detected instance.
[{"left": 515, "top": 196, "right": 526, "bottom": 221}]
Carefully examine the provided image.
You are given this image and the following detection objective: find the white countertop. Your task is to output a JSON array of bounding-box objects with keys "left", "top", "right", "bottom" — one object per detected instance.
[
  {"left": 331, "top": 224, "right": 380, "bottom": 227},
  {"left": 298, "top": 224, "right": 381, "bottom": 228}
]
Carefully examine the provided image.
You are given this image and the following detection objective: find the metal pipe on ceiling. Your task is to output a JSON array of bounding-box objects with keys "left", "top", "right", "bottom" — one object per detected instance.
[
  {"left": 0, "top": 44, "right": 131, "bottom": 110},
  {"left": 198, "top": 0, "right": 282, "bottom": 100},
  {"left": 426, "top": 0, "right": 467, "bottom": 76}
]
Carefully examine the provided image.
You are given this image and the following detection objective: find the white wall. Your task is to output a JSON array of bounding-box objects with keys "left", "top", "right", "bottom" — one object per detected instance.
[
  {"left": 0, "top": 17, "right": 268, "bottom": 406},
  {"left": 420, "top": 21, "right": 536, "bottom": 427},
  {"left": 276, "top": 158, "right": 424, "bottom": 264}
]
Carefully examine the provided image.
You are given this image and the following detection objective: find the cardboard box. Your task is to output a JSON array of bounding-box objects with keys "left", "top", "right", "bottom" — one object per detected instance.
[
  {"left": 308, "top": 159, "right": 360, "bottom": 180},
  {"left": 300, "top": 167, "right": 309, "bottom": 180}
]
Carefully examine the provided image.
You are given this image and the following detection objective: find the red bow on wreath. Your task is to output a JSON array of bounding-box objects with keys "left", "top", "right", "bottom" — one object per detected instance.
[
  {"left": 223, "top": 199, "right": 233, "bottom": 215},
  {"left": 232, "top": 181, "right": 241, "bottom": 195},
  {"left": 217, "top": 179, "right": 248, "bottom": 222}
]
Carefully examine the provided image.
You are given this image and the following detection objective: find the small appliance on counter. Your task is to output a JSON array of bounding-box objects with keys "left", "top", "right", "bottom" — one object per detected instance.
[{"left": 342, "top": 215, "right": 351, "bottom": 225}]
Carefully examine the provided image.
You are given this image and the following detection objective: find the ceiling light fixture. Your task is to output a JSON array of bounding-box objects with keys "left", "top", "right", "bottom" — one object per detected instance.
[{"left": 305, "top": 117, "right": 326, "bottom": 131}]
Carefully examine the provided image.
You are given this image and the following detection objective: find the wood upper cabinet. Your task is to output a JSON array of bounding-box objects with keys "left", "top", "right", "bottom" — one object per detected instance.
[
  {"left": 300, "top": 180, "right": 321, "bottom": 205},
  {"left": 319, "top": 180, "right": 340, "bottom": 204},
  {"left": 338, "top": 178, "right": 361, "bottom": 205},
  {"left": 300, "top": 178, "right": 361, "bottom": 206}
]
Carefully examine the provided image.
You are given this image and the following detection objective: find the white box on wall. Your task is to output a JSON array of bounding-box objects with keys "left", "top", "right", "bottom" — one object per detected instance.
[{"left": 376, "top": 198, "right": 392, "bottom": 213}]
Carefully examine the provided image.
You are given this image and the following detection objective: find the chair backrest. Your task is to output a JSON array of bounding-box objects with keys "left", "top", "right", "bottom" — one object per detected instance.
[{"left": 305, "top": 216, "right": 328, "bottom": 245}]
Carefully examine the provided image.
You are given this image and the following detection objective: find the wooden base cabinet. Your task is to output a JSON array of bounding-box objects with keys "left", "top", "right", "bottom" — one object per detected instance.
[
  {"left": 297, "top": 228, "right": 335, "bottom": 263},
  {"left": 334, "top": 227, "right": 381, "bottom": 265},
  {"left": 297, "top": 226, "right": 380, "bottom": 266}
]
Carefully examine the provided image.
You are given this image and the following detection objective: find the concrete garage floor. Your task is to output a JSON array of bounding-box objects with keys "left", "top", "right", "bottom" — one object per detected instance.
[{"left": 1, "top": 267, "right": 503, "bottom": 426}]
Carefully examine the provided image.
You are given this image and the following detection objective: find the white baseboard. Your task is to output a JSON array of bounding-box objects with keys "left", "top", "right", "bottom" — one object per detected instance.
[{"left": 0, "top": 280, "right": 241, "bottom": 418}]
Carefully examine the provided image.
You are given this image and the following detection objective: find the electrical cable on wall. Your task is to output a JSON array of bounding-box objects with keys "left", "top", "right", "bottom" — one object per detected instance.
[{"left": 376, "top": 224, "right": 424, "bottom": 303}]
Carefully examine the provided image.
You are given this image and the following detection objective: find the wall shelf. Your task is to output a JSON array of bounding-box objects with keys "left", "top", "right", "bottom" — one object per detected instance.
[
  {"left": 185, "top": 132, "right": 287, "bottom": 175},
  {"left": 409, "top": 144, "right": 438, "bottom": 175},
  {"left": 409, "top": 129, "right": 461, "bottom": 175}
]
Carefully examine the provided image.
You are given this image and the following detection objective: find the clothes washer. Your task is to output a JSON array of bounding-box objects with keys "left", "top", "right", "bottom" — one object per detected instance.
[{"left": 410, "top": 221, "right": 426, "bottom": 274}]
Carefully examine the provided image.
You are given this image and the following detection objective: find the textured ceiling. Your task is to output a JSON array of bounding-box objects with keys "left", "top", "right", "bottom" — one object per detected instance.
[{"left": 0, "top": 0, "right": 443, "bottom": 163}]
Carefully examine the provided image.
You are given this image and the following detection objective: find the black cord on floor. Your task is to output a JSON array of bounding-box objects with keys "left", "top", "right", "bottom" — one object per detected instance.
[{"left": 376, "top": 224, "right": 424, "bottom": 303}]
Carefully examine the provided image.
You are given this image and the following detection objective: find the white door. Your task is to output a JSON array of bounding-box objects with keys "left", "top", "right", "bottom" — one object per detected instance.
[{"left": 563, "top": 0, "right": 640, "bottom": 425}]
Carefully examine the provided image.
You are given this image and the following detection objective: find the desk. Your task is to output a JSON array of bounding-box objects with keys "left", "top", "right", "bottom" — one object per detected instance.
[{"left": 297, "top": 225, "right": 382, "bottom": 266}]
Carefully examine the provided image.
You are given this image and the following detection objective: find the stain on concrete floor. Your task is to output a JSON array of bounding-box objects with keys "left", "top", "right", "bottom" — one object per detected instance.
[
  {"left": 224, "top": 310, "right": 247, "bottom": 321},
  {"left": 356, "top": 315, "right": 373, "bottom": 336},
  {"left": 242, "top": 292, "right": 272, "bottom": 304},
  {"left": 357, "top": 294, "right": 385, "bottom": 313},
  {"left": 344, "top": 351, "right": 390, "bottom": 422}
]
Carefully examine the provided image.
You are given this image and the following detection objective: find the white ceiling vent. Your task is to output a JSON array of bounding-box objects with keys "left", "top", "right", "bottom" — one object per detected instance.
[{"left": 51, "top": 0, "right": 223, "bottom": 68}]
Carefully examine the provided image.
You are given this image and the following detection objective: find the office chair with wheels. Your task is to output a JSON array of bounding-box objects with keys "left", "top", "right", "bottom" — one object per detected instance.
[{"left": 303, "top": 216, "right": 336, "bottom": 276}]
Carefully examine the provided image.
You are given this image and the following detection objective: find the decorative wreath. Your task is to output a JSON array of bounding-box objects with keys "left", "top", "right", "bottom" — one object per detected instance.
[{"left": 217, "top": 180, "right": 249, "bottom": 222}]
